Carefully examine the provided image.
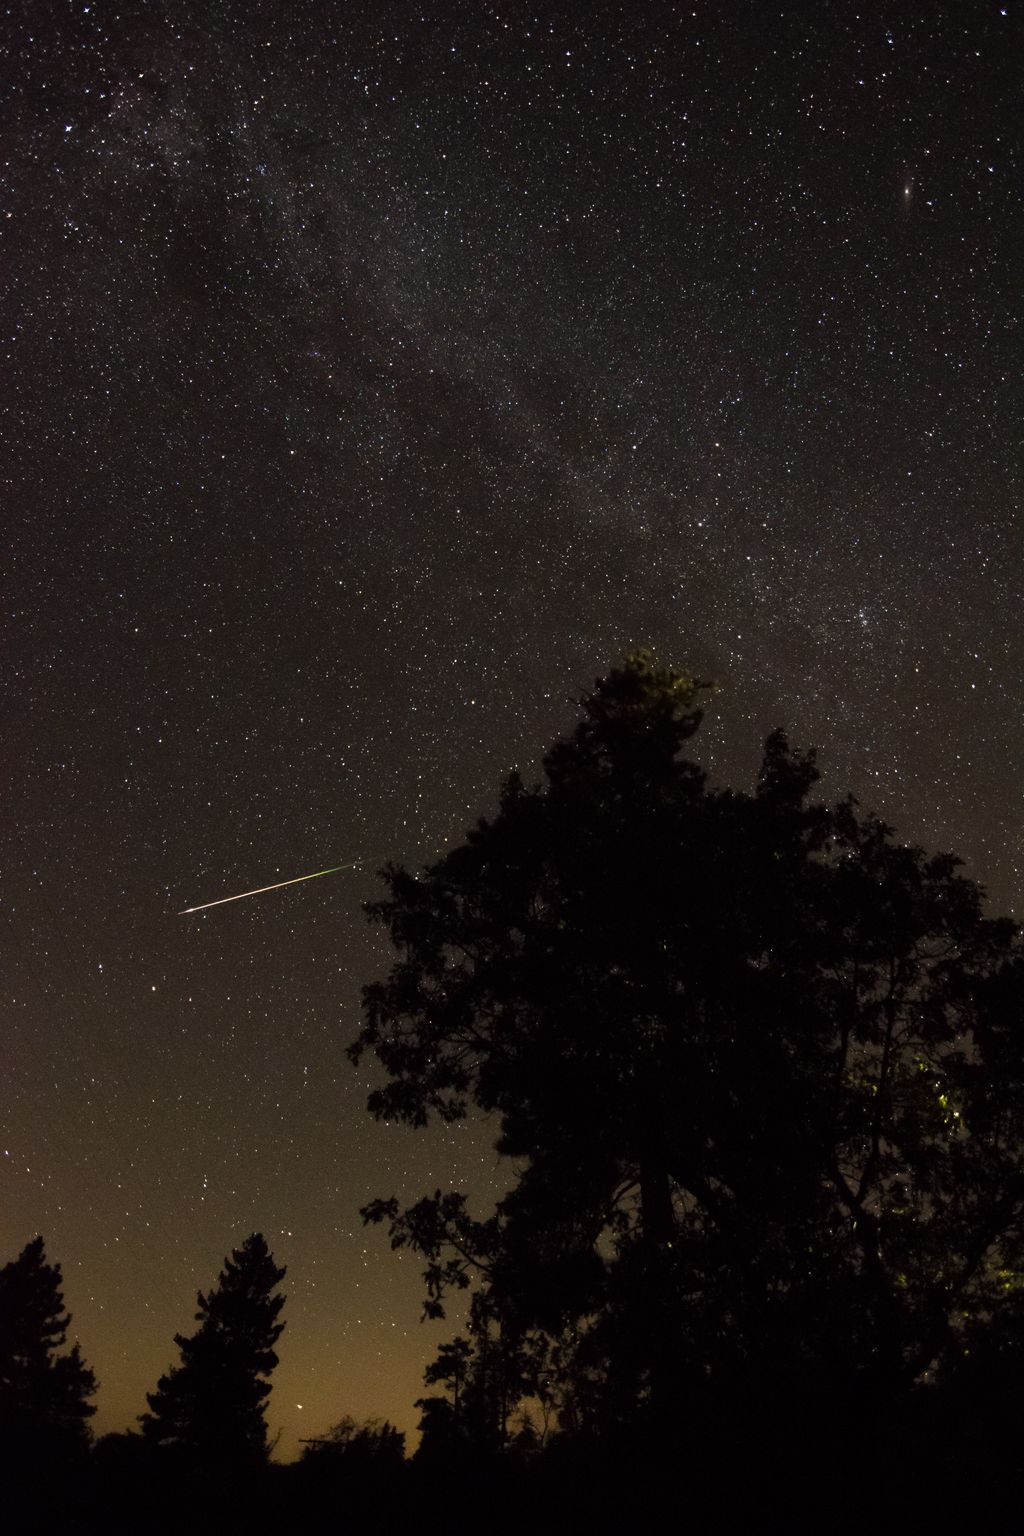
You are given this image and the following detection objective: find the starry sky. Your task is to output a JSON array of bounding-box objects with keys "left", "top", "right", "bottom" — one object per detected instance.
[{"left": 2, "top": 0, "right": 1021, "bottom": 1459}]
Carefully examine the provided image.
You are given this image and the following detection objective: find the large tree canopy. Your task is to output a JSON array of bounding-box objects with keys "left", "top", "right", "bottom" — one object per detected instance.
[{"left": 351, "top": 654, "right": 1024, "bottom": 1440}]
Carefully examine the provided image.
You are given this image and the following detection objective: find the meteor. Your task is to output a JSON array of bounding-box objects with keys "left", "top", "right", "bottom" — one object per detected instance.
[{"left": 178, "top": 861, "right": 360, "bottom": 915}]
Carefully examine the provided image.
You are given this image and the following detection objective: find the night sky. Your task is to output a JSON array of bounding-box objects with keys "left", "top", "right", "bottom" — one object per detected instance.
[{"left": 2, "top": 1, "right": 1021, "bottom": 1459}]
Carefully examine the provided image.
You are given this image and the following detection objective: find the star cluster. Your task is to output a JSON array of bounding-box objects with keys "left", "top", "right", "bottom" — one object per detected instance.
[{"left": 2, "top": 1, "right": 1020, "bottom": 1456}]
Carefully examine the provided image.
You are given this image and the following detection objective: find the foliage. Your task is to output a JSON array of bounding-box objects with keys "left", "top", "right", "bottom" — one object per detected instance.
[
  {"left": 0, "top": 1235, "right": 97, "bottom": 1460},
  {"left": 299, "top": 1414, "right": 405, "bottom": 1467},
  {"left": 293, "top": 1415, "right": 408, "bottom": 1533},
  {"left": 139, "top": 1232, "right": 286, "bottom": 1466},
  {"left": 415, "top": 1289, "right": 540, "bottom": 1458},
  {"left": 351, "top": 652, "right": 1024, "bottom": 1443}
]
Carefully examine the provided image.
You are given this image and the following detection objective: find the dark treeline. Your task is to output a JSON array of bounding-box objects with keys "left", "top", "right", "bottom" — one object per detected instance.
[{"left": 6, "top": 655, "right": 1024, "bottom": 1532}]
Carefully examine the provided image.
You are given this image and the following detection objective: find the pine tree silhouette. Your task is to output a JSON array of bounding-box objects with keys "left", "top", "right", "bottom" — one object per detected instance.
[
  {"left": 0, "top": 1235, "right": 97, "bottom": 1469},
  {"left": 140, "top": 1232, "right": 285, "bottom": 1468}
]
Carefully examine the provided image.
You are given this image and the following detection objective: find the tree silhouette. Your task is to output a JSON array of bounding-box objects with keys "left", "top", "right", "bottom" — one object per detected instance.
[
  {"left": 299, "top": 1414, "right": 405, "bottom": 1469},
  {"left": 140, "top": 1232, "right": 285, "bottom": 1467},
  {"left": 415, "top": 1290, "right": 536, "bottom": 1457},
  {"left": 296, "top": 1416, "right": 408, "bottom": 1531},
  {"left": 352, "top": 653, "right": 1024, "bottom": 1450},
  {"left": 0, "top": 1235, "right": 97, "bottom": 1466}
]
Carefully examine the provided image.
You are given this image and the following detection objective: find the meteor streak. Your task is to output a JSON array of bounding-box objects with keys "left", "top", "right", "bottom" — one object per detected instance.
[{"left": 178, "top": 861, "right": 360, "bottom": 915}]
